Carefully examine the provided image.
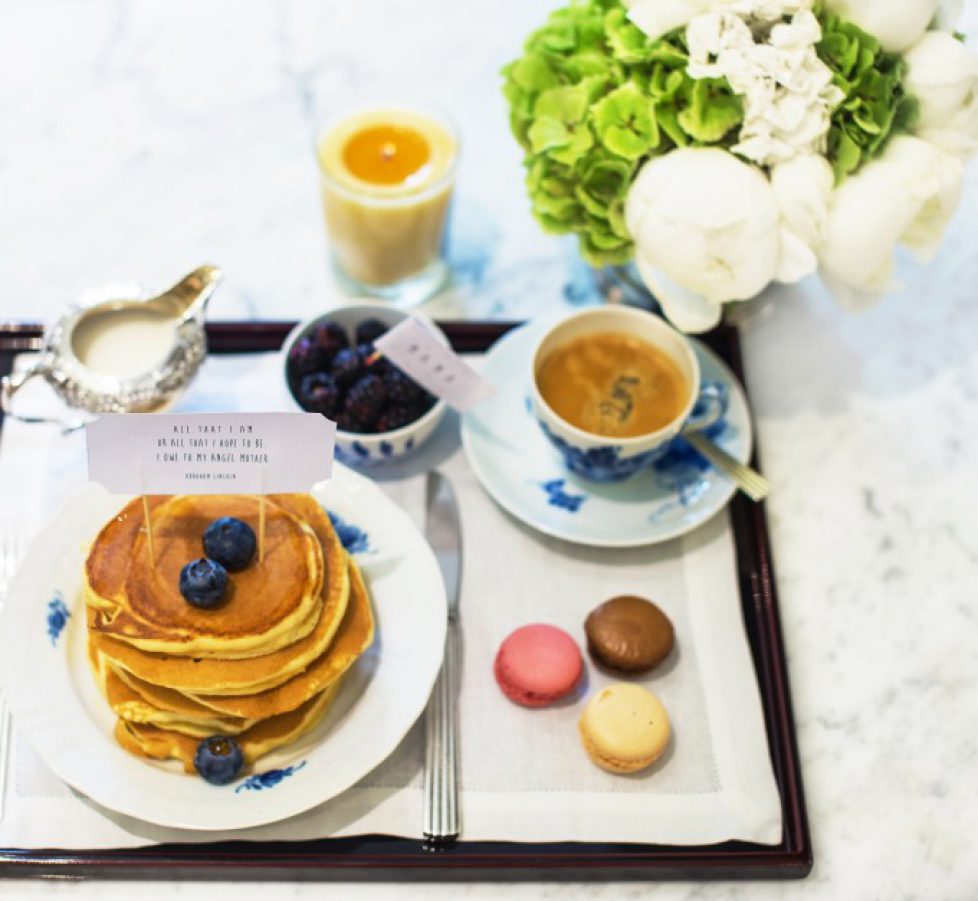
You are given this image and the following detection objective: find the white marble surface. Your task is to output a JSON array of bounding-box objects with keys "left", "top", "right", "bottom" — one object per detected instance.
[{"left": 2, "top": 0, "right": 978, "bottom": 898}]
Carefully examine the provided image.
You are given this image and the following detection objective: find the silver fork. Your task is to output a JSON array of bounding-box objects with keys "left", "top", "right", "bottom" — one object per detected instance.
[{"left": 0, "top": 527, "right": 26, "bottom": 821}]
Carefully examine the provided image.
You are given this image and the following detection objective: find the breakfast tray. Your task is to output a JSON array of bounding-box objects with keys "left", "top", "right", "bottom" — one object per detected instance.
[{"left": 0, "top": 319, "right": 811, "bottom": 881}]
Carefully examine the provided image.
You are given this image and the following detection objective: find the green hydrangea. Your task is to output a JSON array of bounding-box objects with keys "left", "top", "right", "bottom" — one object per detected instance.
[
  {"left": 501, "top": 0, "right": 743, "bottom": 267},
  {"left": 816, "top": 12, "right": 919, "bottom": 184},
  {"left": 502, "top": 0, "right": 920, "bottom": 264}
]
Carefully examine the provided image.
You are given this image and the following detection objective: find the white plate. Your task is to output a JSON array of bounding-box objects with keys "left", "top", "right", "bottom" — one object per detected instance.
[
  {"left": 0, "top": 464, "right": 446, "bottom": 831},
  {"left": 461, "top": 322, "right": 753, "bottom": 547}
]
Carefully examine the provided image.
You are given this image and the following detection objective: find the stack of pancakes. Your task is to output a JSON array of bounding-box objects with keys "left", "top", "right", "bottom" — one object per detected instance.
[{"left": 85, "top": 493, "right": 373, "bottom": 773}]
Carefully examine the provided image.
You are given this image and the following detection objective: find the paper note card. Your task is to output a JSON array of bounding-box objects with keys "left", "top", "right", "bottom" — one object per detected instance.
[
  {"left": 373, "top": 318, "right": 495, "bottom": 411},
  {"left": 87, "top": 412, "right": 335, "bottom": 495}
]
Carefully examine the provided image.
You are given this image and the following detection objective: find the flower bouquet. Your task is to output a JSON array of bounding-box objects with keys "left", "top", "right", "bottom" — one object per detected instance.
[{"left": 502, "top": 0, "right": 977, "bottom": 332}]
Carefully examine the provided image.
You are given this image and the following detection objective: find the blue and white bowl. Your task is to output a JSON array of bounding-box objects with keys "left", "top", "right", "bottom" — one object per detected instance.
[
  {"left": 529, "top": 306, "right": 724, "bottom": 482},
  {"left": 282, "top": 301, "right": 447, "bottom": 466}
]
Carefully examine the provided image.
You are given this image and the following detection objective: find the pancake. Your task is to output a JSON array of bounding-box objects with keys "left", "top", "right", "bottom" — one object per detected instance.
[
  {"left": 88, "top": 638, "right": 255, "bottom": 738},
  {"left": 86, "top": 494, "right": 324, "bottom": 658},
  {"left": 188, "top": 557, "right": 374, "bottom": 720},
  {"left": 90, "top": 497, "right": 350, "bottom": 695},
  {"left": 114, "top": 681, "right": 340, "bottom": 773}
]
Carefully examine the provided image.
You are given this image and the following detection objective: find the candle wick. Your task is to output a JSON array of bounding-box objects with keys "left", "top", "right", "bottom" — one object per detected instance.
[{"left": 380, "top": 141, "right": 397, "bottom": 161}]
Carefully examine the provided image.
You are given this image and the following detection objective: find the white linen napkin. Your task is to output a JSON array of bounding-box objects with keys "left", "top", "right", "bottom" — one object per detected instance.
[{"left": 0, "top": 352, "right": 781, "bottom": 848}]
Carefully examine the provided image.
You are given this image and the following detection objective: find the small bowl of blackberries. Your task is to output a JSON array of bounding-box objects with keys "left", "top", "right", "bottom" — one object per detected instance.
[{"left": 283, "top": 303, "right": 447, "bottom": 465}]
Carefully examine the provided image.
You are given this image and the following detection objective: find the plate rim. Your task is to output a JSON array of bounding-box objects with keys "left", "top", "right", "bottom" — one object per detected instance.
[{"left": 460, "top": 322, "right": 753, "bottom": 548}]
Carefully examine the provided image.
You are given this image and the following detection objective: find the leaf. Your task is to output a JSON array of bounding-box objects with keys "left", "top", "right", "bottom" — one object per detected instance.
[{"left": 830, "top": 128, "right": 862, "bottom": 185}]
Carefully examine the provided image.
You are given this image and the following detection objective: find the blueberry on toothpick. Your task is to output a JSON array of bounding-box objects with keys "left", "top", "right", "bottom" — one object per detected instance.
[{"left": 203, "top": 517, "right": 257, "bottom": 571}]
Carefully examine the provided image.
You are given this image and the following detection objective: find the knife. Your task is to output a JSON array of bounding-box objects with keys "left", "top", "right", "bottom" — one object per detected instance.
[{"left": 423, "top": 470, "right": 462, "bottom": 843}]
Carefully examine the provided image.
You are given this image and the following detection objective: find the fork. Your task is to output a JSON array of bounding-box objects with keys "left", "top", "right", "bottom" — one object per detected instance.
[{"left": 0, "top": 528, "right": 26, "bottom": 821}]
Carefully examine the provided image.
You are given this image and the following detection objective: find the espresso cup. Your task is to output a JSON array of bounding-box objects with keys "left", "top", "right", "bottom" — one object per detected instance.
[{"left": 529, "top": 307, "right": 726, "bottom": 482}]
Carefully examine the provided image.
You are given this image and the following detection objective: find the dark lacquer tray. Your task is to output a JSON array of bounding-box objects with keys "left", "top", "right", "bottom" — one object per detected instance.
[{"left": 0, "top": 320, "right": 811, "bottom": 881}]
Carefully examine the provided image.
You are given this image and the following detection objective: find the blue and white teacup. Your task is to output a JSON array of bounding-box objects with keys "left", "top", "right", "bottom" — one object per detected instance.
[{"left": 529, "top": 307, "right": 726, "bottom": 483}]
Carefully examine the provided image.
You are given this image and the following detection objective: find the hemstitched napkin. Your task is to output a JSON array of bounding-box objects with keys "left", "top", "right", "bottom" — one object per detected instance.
[{"left": 0, "top": 352, "right": 781, "bottom": 848}]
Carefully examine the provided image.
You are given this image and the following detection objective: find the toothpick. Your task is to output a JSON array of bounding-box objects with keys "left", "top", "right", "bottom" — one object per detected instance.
[
  {"left": 142, "top": 495, "right": 155, "bottom": 565},
  {"left": 258, "top": 494, "right": 266, "bottom": 564}
]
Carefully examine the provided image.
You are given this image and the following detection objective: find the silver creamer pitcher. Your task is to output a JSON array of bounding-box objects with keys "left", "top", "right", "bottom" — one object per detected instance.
[{"left": 1, "top": 265, "right": 221, "bottom": 428}]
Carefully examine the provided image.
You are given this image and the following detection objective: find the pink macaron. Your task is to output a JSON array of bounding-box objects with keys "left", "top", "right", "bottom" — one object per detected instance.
[{"left": 493, "top": 624, "right": 583, "bottom": 707}]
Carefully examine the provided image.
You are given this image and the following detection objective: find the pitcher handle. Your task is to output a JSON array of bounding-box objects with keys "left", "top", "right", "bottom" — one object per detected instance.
[{"left": 0, "top": 361, "right": 85, "bottom": 432}]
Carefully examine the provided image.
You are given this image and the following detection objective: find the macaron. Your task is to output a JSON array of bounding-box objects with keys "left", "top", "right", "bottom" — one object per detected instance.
[
  {"left": 494, "top": 624, "right": 583, "bottom": 708},
  {"left": 584, "top": 595, "right": 674, "bottom": 674},
  {"left": 578, "top": 682, "right": 671, "bottom": 774}
]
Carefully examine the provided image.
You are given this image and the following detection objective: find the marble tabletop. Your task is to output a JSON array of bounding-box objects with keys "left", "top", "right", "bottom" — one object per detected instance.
[{"left": 2, "top": 0, "right": 977, "bottom": 897}]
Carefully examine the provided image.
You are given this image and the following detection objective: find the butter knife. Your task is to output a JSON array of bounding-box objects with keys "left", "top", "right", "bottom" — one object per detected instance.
[{"left": 423, "top": 471, "right": 462, "bottom": 842}]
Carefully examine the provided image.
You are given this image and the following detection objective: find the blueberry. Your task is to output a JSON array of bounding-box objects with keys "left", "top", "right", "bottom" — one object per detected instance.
[
  {"left": 298, "top": 371, "right": 341, "bottom": 416},
  {"left": 194, "top": 735, "right": 244, "bottom": 785},
  {"left": 203, "top": 517, "right": 257, "bottom": 572},
  {"left": 355, "top": 318, "right": 388, "bottom": 345},
  {"left": 179, "top": 558, "right": 228, "bottom": 608}
]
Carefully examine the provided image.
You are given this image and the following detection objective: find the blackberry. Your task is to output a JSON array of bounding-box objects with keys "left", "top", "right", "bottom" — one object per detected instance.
[
  {"left": 335, "top": 410, "right": 367, "bottom": 433},
  {"left": 375, "top": 404, "right": 422, "bottom": 433},
  {"left": 330, "top": 347, "right": 364, "bottom": 386},
  {"left": 355, "top": 318, "right": 389, "bottom": 346},
  {"left": 298, "top": 372, "right": 341, "bottom": 416},
  {"left": 287, "top": 336, "right": 330, "bottom": 379},
  {"left": 310, "top": 320, "right": 349, "bottom": 360},
  {"left": 383, "top": 368, "right": 423, "bottom": 405},
  {"left": 343, "top": 374, "right": 387, "bottom": 430}
]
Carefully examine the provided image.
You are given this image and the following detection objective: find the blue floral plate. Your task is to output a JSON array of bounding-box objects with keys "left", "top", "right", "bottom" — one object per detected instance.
[
  {"left": 460, "top": 322, "right": 753, "bottom": 548},
  {"left": 0, "top": 464, "right": 446, "bottom": 830}
]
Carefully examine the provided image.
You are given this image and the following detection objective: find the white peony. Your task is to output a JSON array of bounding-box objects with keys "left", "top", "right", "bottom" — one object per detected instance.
[
  {"left": 904, "top": 32, "right": 978, "bottom": 159},
  {"left": 770, "top": 154, "right": 834, "bottom": 283},
  {"left": 818, "top": 136, "right": 964, "bottom": 309},
  {"left": 625, "top": 148, "right": 781, "bottom": 332},
  {"left": 822, "top": 0, "right": 938, "bottom": 53}
]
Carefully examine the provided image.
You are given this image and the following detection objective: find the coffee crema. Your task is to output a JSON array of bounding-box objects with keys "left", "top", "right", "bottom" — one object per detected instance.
[{"left": 536, "top": 332, "right": 688, "bottom": 438}]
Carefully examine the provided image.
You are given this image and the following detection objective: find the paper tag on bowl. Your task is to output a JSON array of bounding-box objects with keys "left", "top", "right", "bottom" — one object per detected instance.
[
  {"left": 373, "top": 318, "right": 495, "bottom": 411},
  {"left": 87, "top": 412, "right": 335, "bottom": 495}
]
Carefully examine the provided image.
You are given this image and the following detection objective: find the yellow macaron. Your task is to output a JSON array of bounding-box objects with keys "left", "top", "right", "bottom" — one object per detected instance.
[{"left": 578, "top": 683, "right": 671, "bottom": 774}]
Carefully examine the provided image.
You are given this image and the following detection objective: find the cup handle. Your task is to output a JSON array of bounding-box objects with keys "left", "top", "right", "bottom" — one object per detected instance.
[
  {"left": 683, "top": 381, "right": 729, "bottom": 434},
  {"left": 0, "top": 361, "right": 86, "bottom": 432}
]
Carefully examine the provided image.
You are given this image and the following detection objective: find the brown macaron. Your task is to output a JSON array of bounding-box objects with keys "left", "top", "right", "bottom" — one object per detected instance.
[{"left": 584, "top": 595, "right": 674, "bottom": 674}]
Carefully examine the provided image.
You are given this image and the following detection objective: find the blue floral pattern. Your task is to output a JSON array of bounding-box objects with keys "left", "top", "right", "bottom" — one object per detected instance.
[
  {"left": 536, "top": 420, "right": 666, "bottom": 482},
  {"left": 46, "top": 592, "right": 70, "bottom": 647},
  {"left": 540, "top": 478, "right": 587, "bottom": 512},
  {"left": 234, "top": 760, "right": 307, "bottom": 794},
  {"left": 328, "top": 511, "right": 371, "bottom": 554}
]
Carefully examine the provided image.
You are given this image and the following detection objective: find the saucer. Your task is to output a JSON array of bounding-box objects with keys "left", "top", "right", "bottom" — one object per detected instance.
[{"left": 460, "top": 322, "right": 754, "bottom": 547}]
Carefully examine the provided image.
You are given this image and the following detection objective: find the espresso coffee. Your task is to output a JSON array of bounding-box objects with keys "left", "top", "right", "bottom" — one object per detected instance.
[{"left": 536, "top": 332, "right": 688, "bottom": 438}]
